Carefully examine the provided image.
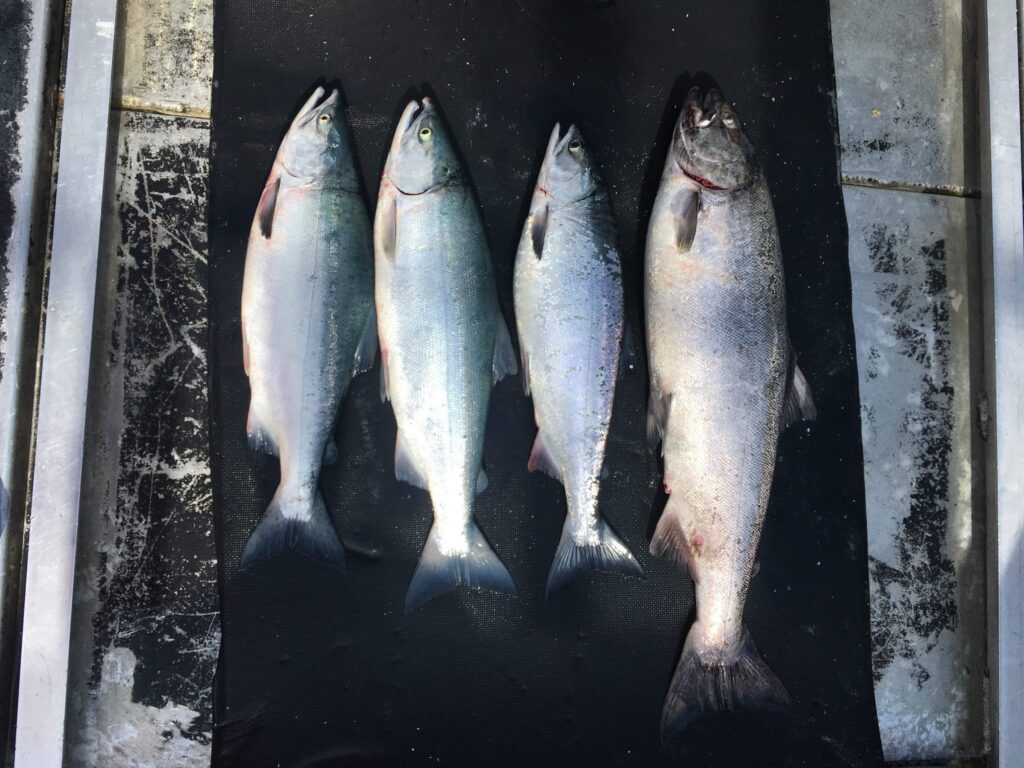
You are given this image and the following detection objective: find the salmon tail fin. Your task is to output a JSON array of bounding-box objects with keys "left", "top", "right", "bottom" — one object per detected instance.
[
  {"left": 661, "top": 626, "right": 791, "bottom": 744},
  {"left": 240, "top": 490, "right": 346, "bottom": 570},
  {"left": 405, "top": 521, "right": 516, "bottom": 612},
  {"left": 546, "top": 514, "right": 643, "bottom": 599}
]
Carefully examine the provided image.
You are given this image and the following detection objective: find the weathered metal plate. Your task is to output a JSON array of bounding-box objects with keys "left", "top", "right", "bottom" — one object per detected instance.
[
  {"left": 64, "top": 111, "right": 218, "bottom": 768},
  {"left": 831, "top": 0, "right": 979, "bottom": 194},
  {"left": 114, "top": 0, "right": 213, "bottom": 116},
  {"left": 846, "top": 185, "right": 985, "bottom": 761},
  {"left": 0, "top": 0, "right": 56, "bottom": 751}
]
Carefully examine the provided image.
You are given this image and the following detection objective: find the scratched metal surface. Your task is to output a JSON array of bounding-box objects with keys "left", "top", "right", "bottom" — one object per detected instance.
[
  {"left": 832, "top": 0, "right": 986, "bottom": 760},
  {"left": 0, "top": 1, "right": 31, "bottom": 756},
  {"left": 45, "top": 0, "right": 984, "bottom": 763},
  {"left": 831, "top": 0, "right": 979, "bottom": 196},
  {"left": 63, "top": 110, "right": 218, "bottom": 767},
  {"left": 1, "top": 0, "right": 58, "bottom": 757},
  {"left": 845, "top": 188, "right": 985, "bottom": 761}
]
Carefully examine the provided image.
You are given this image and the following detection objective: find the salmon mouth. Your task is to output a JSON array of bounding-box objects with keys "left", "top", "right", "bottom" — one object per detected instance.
[
  {"left": 537, "top": 122, "right": 581, "bottom": 193},
  {"left": 551, "top": 123, "right": 579, "bottom": 156},
  {"left": 293, "top": 87, "right": 338, "bottom": 127},
  {"left": 398, "top": 97, "right": 435, "bottom": 136},
  {"left": 536, "top": 123, "right": 561, "bottom": 193}
]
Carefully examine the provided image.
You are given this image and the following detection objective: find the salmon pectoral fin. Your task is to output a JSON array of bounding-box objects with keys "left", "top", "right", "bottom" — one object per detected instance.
[
  {"left": 546, "top": 513, "right": 643, "bottom": 599},
  {"left": 527, "top": 430, "right": 561, "bottom": 482},
  {"left": 782, "top": 352, "right": 818, "bottom": 429},
  {"left": 492, "top": 314, "right": 518, "bottom": 384},
  {"left": 646, "top": 389, "right": 672, "bottom": 455},
  {"left": 240, "top": 489, "right": 346, "bottom": 571},
  {"left": 405, "top": 520, "right": 516, "bottom": 612},
  {"left": 661, "top": 627, "right": 791, "bottom": 744},
  {"left": 353, "top": 309, "right": 378, "bottom": 375},
  {"left": 256, "top": 176, "right": 280, "bottom": 238},
  {"left": 672, "top": 188, "right": 700, "bottom": 253},
  {"left": 377, "top": 193, "right": 398, "bottom": 261},
  {"left": 530, "top": 202, "right": 549, "bottom": 258}
]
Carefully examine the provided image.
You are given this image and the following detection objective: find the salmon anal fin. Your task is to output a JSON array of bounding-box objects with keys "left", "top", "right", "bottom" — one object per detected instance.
[
  {"left": 395, "top": 430, "right": 427, "bottom": 489},
  {"left": 528, "top": 430, "right": 561, "bottom": 482},
  {"left": 246, "top": 404, "right": 278, "bottom": 456},
  {"left": 649, "top": 510, "right": 697, "bottom": 581}
]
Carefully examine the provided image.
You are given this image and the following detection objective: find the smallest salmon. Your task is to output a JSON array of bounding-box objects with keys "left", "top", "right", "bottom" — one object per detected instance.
[{"left": 514, "top": 124, "right": 642, "bottom": 598}]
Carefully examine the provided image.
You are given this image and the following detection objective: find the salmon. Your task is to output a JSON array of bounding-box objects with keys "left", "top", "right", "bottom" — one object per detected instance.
[
  {"left": 240, "top": 87, "right": 376, "bottom": 569},
  {"left": 644, "top": 86, "right": 816, "bottom": 741}
]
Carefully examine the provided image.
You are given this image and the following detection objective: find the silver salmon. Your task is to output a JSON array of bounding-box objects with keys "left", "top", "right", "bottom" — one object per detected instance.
[
  {"left": 644, "top": 87, "right": 816, "bottom": 741},
  {"left": 240, "top": 87, "right": 376, "bottom": 569},
  {"left": 513, "top": 124, "right": 642, "bottom": 598},
  {"left": 375, "top": 98, "right": 518, "bottom": 612}
]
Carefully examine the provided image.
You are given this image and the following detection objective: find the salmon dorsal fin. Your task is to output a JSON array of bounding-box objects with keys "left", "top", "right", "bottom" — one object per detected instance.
[{"left": 256, "top": 176, "right": 281, "bottom": 238}]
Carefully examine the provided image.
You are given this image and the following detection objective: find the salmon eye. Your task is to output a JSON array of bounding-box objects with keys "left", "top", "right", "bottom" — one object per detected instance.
[
  {"left": 318, "top": 113, "right": 330, "bottom": 124},
  {"left": 568, "top": 139, "right": 582, "bottom": 152},
  {"left": 419, "top": 127, "right": 432, "bottom": 139}
]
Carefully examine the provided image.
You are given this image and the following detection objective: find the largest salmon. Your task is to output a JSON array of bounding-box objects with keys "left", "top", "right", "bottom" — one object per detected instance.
[
  {"left": 644, "top": 87, "right": 816, "bottom": 742},
  {"left": 240, "top": 87, "right": 376, "bottom": 569},
  {"left": 375, "top": 98, "right": 518, "bottom": 612}
]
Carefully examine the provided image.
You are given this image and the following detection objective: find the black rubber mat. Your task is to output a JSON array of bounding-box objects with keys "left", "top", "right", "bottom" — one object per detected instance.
[{"left": 209, "top": 1, "right": 883, "bottom": 765}]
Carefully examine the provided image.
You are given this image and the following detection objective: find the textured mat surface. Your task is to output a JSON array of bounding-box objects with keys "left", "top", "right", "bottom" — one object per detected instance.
[{"left": 209, "top": 1, "right": 883, "bottom": 765}]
